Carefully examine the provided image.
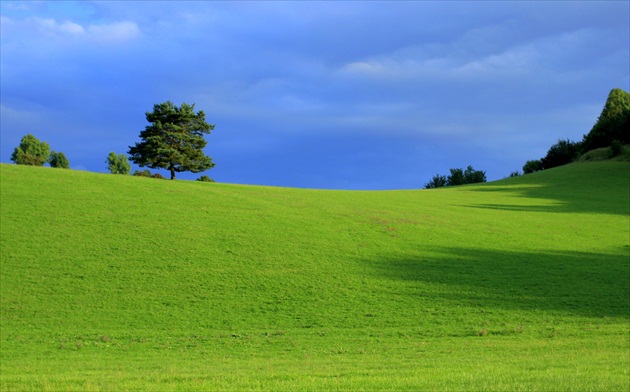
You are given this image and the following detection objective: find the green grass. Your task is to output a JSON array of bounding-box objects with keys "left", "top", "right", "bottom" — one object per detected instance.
[
  {"left": 577, "top": 144, "right": 630, "bottom": 162},
  {"left": 1, "top": 161, "right": 629, "bottom": 390}
]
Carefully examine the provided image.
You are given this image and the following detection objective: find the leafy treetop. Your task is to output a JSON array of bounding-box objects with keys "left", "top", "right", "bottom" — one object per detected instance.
[{"left": 11, "top": 134, "right": 51, "bottom": 166}]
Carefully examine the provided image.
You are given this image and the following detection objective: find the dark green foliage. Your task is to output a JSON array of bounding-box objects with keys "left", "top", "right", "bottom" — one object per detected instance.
[
  {"left": 106, "top": 152, "right": 131, "bottom": 175},
  {"left": 523, "top": 159, "right": 543, "bottom": 174},
  {"left": 509, "top": 171, "right": 521, "bottom": 177},
  {"left": 197, "top": 175, "right": 215, "bottom": 182},
  {"left": 128, "top": 101, "right": 215, "bottom": 180},
  {"left": 133, "top": 169, "right": 152, "bottom": 177},
  {"left": 581, "top": 88, "right": 630, "bottom": 152},
  {"left": 541, "top": 139, "right": 580, "bottom": 170},
  {"left": 131, "top": 170, "right": 165, "bottom": 179},
  {"left": 49, "top": 151, "right": 70, "bottom": 169},
  {"left": 609, "top": 140, "right": 623, "bottom": 158},
  {"left": 424, "top": 174, "right": 447, "bottom": 189},
  {"left": 447, "top": 168, "right": 465, "bottom": 186},
  {"left": 425, "top": 166, "right": 486, "bottom": 188},
  {"left": 10, "top": 134, "right": 51, "bottom": 166},
  {"left": 463, "top": 165, "right": 486, "bottom": 184}
]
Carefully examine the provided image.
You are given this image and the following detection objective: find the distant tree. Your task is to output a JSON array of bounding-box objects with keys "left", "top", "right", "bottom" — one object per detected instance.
[
  {"left": 424, "top": 174, "right": 447, "bottom": 189},
  {"left": 463, "top": 165, "right": 486, "bottom": 184},
  {"left": 10, "top": 134, "right": 51, "bottom": 166},
  {"left": 49, "top": 151, "right": 70, "bottom": 168},
  {"left": 425, "top": 165, "right": 486, "bottom": 188},
  {"left": 128, "top": 101, "right": 215, "bottom": 180},
  {"left": 447, "top": 168, "right": 465, "bottom": 186},
  {"left": 106, "top": 152, "right": 131, "bottom": 174},
  {"left": 540, "top": 139, "right": 580, "bottom": 170},
  {"left": 509, "top": 170, "right": 521, "bottom": 177},
  {"left": 522, "top": 159, "right": 543, "bottom": 174},
  {"left": 581, "top": 88, "right": 630, "bottom": 152},
  {"left": 197, "top": 175, "right": 215, "bottom": 182}
]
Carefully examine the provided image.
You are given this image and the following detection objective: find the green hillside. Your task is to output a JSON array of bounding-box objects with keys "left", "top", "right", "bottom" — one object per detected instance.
[{"left": 1, "top": 162, "right": 629, "bottom": 391}]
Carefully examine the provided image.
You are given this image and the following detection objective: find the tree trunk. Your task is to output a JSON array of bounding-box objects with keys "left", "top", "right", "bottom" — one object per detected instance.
[{"left": 170, "top": 165, "right": 175, "bottom": 180}]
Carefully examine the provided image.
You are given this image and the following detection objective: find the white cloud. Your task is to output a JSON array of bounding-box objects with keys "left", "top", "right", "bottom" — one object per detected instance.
[
  {"left": 338, "top": 27, "right": 611, "bottom": 85},
  {"left": 87, "top": 21, "right": 140, "bottom": 44},
  {"left": 1, "top": 16, "right": 140, "bottom": 45}
]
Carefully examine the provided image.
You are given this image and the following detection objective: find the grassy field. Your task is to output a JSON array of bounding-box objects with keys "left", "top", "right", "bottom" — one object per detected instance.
[{"left": 1, "top": 161, "right": 628, "bottom": 391}]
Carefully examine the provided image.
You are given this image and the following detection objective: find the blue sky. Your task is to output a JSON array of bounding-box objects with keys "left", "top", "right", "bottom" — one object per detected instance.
[{"left": 1, "top": 1, "right": 628, "bottom": 189}]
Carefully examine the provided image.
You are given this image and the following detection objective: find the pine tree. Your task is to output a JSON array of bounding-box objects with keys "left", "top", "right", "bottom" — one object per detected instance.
[{"left": 128, "top": 101, "right": 215, "bottom": 180}]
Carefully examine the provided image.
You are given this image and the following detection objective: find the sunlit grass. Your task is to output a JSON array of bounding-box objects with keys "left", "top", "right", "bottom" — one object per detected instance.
[{"left": 1, "top": 161, "right": 628, "bottom": 390}]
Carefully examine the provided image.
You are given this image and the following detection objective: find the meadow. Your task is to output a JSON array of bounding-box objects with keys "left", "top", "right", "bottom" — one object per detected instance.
[{"left": 1, "top": 161, "right": 628, "bottom": 391}]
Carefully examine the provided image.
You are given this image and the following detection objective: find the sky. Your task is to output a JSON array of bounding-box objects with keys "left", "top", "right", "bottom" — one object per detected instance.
[{"left": 1, "top": 1, "right": 628, "bottom": 190}]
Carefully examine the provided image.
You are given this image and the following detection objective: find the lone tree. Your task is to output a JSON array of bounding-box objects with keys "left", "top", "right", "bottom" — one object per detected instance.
[
  {"left": 128, "top": 101, "right": 215, "bottom": 180},
  {"left": 11, "top": 134, "right": 51, "bottom": 166}
]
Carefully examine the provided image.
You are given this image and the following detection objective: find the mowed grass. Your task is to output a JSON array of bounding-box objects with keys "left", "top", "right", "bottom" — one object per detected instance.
[{"left": 1, "top": 162, "right": 628, "bottom": 391}]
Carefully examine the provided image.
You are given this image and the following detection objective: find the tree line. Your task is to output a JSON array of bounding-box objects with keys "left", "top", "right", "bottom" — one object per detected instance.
[
  {"left": 520, "top": 88, "right": 629, "bottom": 174},
  {"left": 10, "top": 134, "right": 69, "bottom": 169},
  {"left": 11, "top": 101, "right": 216, "bottom": 181},
  {"left": 424, "top": 165, "right": 487, "bottom": 189},
  {"left": 11, "top": 88, "right": 628, "bottom": 186}
]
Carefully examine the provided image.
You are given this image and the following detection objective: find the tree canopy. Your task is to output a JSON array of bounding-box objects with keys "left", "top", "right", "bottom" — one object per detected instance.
[
  {"left": 128, "top": 101, "right": 215, "bottom": 180},
  {"left": 581, "top": 88, "right": 630, "bottom": 152},
  {"left": 106, "top": 152, "right": 131, "bottom": 175},
  {"left": 11, "top": 134, "right": 51, "bottom": 166}
]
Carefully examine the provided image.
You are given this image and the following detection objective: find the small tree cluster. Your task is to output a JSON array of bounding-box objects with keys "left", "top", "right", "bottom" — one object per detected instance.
[
  {"left": 425, "top": 165, "right": 486, "bottom": 189},
  {"left": 520, "top": 88, "right": 629, "bottom": 175},
  {"left": 540, "top": 139, "right": 580, "bottom": 169},
  {"left": 11, "top": 134, "right": 69, "bottom": 168},
  {"left": 522, "top": 139, "right": 580, "bottom": 174}
]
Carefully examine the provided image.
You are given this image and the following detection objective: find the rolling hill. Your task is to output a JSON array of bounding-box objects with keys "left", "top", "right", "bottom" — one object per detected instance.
[{"left": 1, "top": 161, "right": 628, "bottom": 390}]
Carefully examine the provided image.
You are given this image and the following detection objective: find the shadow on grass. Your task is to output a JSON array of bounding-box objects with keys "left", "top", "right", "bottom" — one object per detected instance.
[
  {"left": 366, "top": 246, "right": 629, "bottom": 318},
  {"left": 463, "top": 163, "right": 629, "bottom": 216}
]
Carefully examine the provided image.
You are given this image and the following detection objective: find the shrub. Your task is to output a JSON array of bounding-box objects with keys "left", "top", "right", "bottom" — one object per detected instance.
[
  {"left": 425, "top": 166, "right": 486, "bottom": 188},
  {"left": 523, "top": 159, "right": 543, "bottom": 174},
  {"left": 106, "top": 152, "right": 131, "bottom": 175},
  {"left": 151, "top": 173, "right": 165, "bottom": 179},
  {"left": 541, "top": 139, "right": 580, "bottom": 170},
  {"left": 197, "top": 175, "right": 215, "bottom": 182},
  {"left": 424, "top": 174, "right": 447, "bottom": 189},
  {"left": 49, "top": 151, "right": 70, "bottom": 168},
  {"left": 609, "top": 140, "right": 623, "bottom": 158},
  {"left": 133, "top": 169, "right": 152, "bottom": 177}
]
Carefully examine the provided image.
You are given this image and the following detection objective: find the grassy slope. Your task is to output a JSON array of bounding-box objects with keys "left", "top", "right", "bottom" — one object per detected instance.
[{"left": 1, "top": 162, "right": 629, "bottom": 391}]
